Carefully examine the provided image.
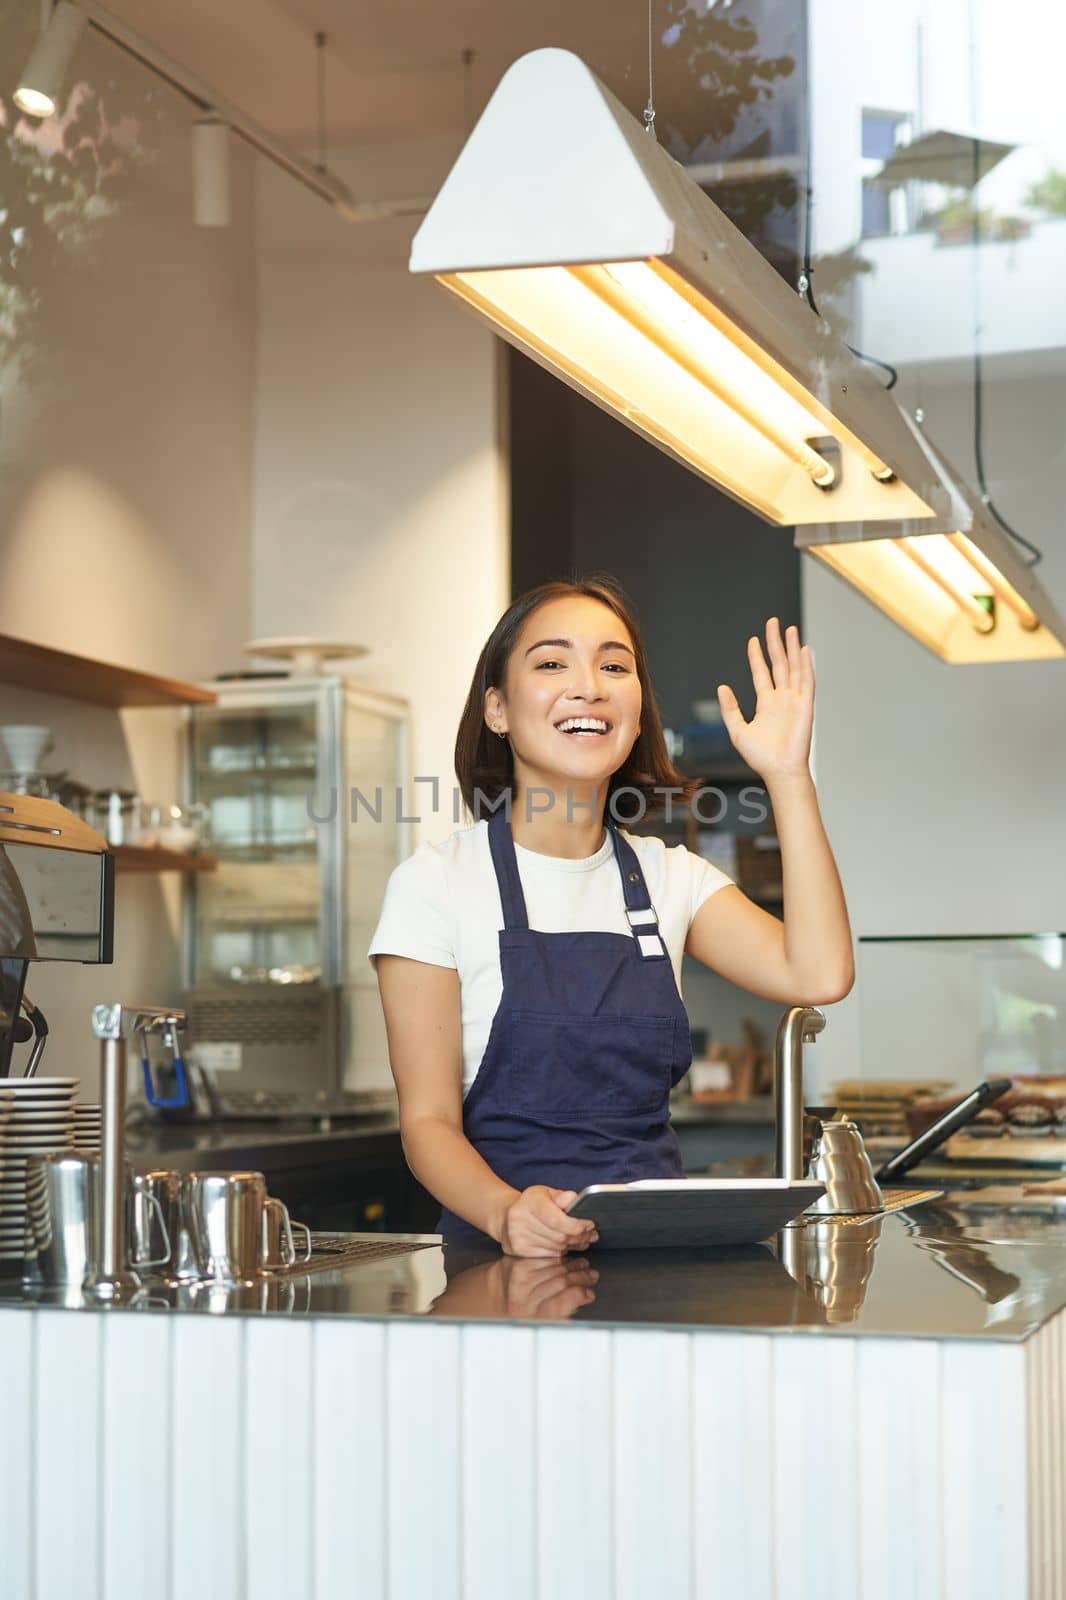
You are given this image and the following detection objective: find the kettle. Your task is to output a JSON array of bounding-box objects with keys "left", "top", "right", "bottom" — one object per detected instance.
[{"left": 805, "top": 1118, "right": 885, "bottom": 1217}]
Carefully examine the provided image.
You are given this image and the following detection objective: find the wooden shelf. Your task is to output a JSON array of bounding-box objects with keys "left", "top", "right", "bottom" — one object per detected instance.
[
  {"left": 111, "top": 846, "right": 218, "bottom": 874},
  {"left": 0, "top": 631, "right": 218, "bottom": 708}
]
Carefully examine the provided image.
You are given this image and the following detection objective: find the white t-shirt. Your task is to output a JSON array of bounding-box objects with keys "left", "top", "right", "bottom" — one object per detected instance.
[{"left": 368, "top": 821, "right": 733, "bottom": 1094}]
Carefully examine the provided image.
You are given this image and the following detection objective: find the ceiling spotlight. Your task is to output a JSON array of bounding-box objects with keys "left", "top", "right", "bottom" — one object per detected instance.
[
  {"left": 14, "top": 1, "right": 86, "bottom": 119},
  {"left": 192, "top": 118, "right": 231, "bottom": 227}
]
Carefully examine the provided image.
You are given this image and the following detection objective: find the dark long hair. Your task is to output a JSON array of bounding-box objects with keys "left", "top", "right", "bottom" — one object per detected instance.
[{"left": 454, "top": 575, "right": 696, "bottom": 823}]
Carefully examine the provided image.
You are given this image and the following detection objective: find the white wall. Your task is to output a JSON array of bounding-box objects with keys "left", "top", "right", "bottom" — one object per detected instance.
[
  {"left": 252, "top": 138, "right": 508, "bottom": 1087},
  {"left": 0, "top": 17, "right": 256, "bottom": 1089},
  {"left": 252, "top": 137, "right": 510, "bottom": 849},
  {"left": 2, "top": 105, "right": 507, "bottom": 1092}
]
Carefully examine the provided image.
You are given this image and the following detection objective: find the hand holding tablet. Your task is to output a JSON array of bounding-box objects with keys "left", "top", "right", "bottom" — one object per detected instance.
[{"left": 565, "top": 1178, "right": 826, "bottom": 1249}]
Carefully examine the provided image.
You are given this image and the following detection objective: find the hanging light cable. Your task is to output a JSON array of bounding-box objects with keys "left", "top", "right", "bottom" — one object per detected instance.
[
  {"left": 461, "top": 48, "right": 476, "bottom": 135},
  {"left": 314, "top": 30, "right": 328, "bottom": 173},
  {"left": 965, "top": 8, "right": 1042, "bottom": 566},
  {"left": 642, "top": 0, "right": 655, "bottom": 138}
]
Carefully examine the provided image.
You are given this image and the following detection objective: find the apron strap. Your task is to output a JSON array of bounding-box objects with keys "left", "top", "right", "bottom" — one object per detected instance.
[
  {"left": 487, "top": 806, "right": 529, "bottom": 931},
  {"left": 608, "top": 819, "right": 668, "bottom": 961},
  {"left": 488, "top": 808, "right": 667, "bottom": 958}
]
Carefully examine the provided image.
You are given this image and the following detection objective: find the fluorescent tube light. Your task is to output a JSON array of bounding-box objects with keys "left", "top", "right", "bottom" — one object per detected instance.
[
  {"left": 14, "top": 1, "right": 86, "bottom": 118},
  {"left": 410, "top": 48, "right": 950, "bottom": 529},
  {"left": 797, "top": 417, "right": 1066, "bottom": 663}
]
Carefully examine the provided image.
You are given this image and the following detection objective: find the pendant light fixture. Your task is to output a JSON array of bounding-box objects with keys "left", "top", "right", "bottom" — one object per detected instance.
[
  {"left": 192, "top": 118, "right": 231, "bottom": 227},
  {"left": 796, "top": 414, "right": 1066, "bottom": 663},
  {"left": 409, "top": 48, "right": 950, "bottom": 529}
]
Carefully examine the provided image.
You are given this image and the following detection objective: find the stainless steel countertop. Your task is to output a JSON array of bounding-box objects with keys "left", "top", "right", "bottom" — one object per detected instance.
[{"left": 4, "top": 1187, "right": 1066, "bottom": 1341}]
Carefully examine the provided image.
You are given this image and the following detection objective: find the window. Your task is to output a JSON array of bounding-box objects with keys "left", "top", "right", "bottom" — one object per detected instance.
[
  {"left": 861, "top": 110, "right": 912, "bottom": 237},
  {"left": 863, "top": 113, "right": 904, "bottom": 162}
]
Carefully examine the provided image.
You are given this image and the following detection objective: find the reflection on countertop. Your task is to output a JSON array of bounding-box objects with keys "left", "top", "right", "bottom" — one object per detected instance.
[{"left": 5, "top": 1189, "right": 1066, "bottom": 1341}]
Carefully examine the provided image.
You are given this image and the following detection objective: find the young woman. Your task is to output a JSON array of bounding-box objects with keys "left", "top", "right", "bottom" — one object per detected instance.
[{"left": 370, "top": 577, "right": 853, "bottom": 1257}]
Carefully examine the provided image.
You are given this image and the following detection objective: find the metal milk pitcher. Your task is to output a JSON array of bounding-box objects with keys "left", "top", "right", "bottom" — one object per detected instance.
[{"left": 806, "top": 1119, "right": 885, "bottom": 1217}]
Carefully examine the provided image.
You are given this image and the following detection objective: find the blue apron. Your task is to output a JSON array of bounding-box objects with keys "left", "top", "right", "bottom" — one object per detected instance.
[{"left": 439, "top": 808, "right": 692, "bottom": 1246}]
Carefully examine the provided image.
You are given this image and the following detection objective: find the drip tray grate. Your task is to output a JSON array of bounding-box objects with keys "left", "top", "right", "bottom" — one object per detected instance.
[
  {"left": 264, "top": 1233, "right": 439, "bottom": 1279},
  {"left": 798, "top": 1188, "right": 944, "bottom": 1226}
]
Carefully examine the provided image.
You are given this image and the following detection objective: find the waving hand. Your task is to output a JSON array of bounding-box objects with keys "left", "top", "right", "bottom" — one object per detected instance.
[{"left": 716, "top": 618, "right": 814, "bottom": 781}]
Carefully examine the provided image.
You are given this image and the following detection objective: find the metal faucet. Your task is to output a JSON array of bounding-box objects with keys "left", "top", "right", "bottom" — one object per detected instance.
[
  {"left": 774, "top": 1005, "right": 826, "bottom": 1180},
  {"left": 83, "top": 1003, "right": 187, "bottom": 1304}
]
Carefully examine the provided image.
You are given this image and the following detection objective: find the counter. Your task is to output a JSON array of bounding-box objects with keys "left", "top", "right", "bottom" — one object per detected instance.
[
  {"left": 124, "top": 1109, "right": 406, "bottom": 1173},
  {"left": 115, "top": 1096, "right": 775, "bottom": 1231},
  {"left": 1, "top": 1189, "right": 1064, "bottom": 1600},
  {"left": 122, "top": 1110, "right": 440, "bottom": 1232}
]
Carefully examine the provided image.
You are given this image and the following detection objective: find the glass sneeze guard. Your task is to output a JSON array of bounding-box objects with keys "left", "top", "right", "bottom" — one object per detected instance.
[{"left": 857, "top": 933, "right": 1066, "bottom": 1090}]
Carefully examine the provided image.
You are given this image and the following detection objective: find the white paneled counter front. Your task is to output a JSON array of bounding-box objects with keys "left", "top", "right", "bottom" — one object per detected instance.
[{"left": 1, "top": 1207, "right": 1065, "bottom": 1600}]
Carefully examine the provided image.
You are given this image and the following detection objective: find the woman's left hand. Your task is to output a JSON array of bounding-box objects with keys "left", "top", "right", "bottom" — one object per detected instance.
[{"left": 716, "top": 618, "right": 814, "bottom": 782}]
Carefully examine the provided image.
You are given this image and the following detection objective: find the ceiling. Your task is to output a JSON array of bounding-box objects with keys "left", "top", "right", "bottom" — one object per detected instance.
[{"left": 102, "top": 0, "right": 652, "bottom": 148}]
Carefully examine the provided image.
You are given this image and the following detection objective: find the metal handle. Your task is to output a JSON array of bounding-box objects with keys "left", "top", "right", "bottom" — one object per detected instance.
[
  {"left": 140, "top": 1044, "right": 188, "bottom": 1109},
  {"left": 20, "top": 994, "right": 48, "bottom": 1078},
  {"left": 280, "top": 1206, "right": 296, "bottom": 1266},
  {"left": 289, "top": 1219, "right": 313, "bottom": 1264},
  {"left": 138, "top": 1016, "right": 189, "bottom": 1109},
  {"left": 131, "top": 1188, "right": 172, "bottom": 1269}
]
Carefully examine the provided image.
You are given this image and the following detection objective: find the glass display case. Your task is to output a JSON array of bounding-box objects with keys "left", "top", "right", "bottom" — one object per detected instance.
[
  {"left": 848, "top": 934, "right": 1066, "bottom": 1157},
  {"left": 857, "top": 934, "right": 1066, "bottom": 1088},
  {"left": 183, "top": 677, "right": 409, "bottom": 1095}
]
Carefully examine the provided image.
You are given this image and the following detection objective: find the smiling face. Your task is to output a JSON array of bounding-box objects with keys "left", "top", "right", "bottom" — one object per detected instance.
[{"left": 484, "top": 595, "right": 643, "bottom": 792}]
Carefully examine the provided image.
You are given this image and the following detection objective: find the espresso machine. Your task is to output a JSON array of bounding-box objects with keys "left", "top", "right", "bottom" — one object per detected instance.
[
  {"left": 0, "top": 793, "right": 182, "bottom": 1300},
  {"left": 0, "top": 791, "right": 115, "bottom": 1078}
]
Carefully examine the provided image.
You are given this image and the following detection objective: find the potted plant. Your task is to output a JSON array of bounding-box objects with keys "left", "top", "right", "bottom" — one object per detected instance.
[
  {"left": 1024, "top": 167, "right": 1066, "bottom": 217},
  {"left": 933, "top": 195, "right": 1030, "bottom": 245},
  {"left": 993, "top": 214, "right": 1030, "bottom": 242}
]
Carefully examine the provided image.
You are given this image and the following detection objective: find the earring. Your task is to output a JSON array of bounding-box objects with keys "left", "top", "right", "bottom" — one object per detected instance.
[{"left": 496, "top": 728, "right": 507, "bottom": 740}]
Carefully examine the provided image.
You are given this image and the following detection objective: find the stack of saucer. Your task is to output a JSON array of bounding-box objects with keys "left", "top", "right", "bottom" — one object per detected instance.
[
  {"left": 72, "top": 1102, "right": 102, "bottom": 1154},
  {"left": 0, "top": 1094, "right": 15, "bottom": 1261},
  {"left": 0, "top": 1078, "right": 77, "bottom": 1265}
]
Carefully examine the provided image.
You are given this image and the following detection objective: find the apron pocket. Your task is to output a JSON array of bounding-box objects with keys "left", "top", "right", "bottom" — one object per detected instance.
[{"left": 508, "top": 1011, "right": 675, "bottom": 1118}]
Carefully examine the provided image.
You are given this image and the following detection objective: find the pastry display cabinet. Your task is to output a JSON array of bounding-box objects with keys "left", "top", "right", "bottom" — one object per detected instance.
[{"left": 183, "top": 677, "right": 409, "bottom": 1098}]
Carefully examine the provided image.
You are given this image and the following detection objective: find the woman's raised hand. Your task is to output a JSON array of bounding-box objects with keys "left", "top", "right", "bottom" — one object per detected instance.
[
  {"left": 499, "top": 1185, "right": 599, "bottom": 1257},
  {"left": 716, "top": 618, "right": 814, "bottom": 782}
]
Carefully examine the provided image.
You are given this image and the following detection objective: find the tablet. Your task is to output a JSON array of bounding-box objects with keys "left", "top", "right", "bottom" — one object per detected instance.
[{"left": 566, "top": 1178, "right": 826, "bottom": 1249}]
